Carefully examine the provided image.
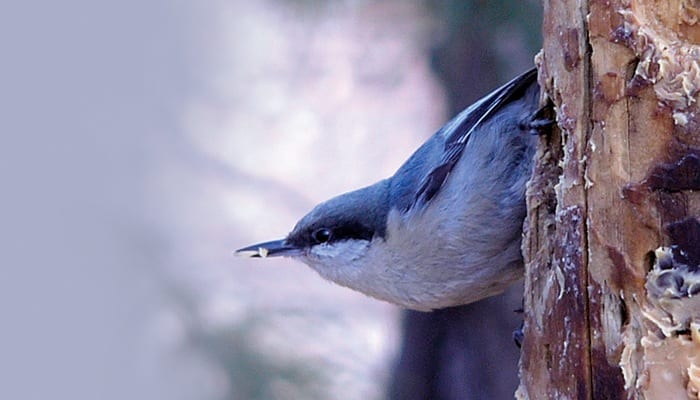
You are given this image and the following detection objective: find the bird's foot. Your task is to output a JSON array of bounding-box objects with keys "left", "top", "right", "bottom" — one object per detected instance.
[{"left": 520, "top": 103, "right": 555, "bottom": 135}]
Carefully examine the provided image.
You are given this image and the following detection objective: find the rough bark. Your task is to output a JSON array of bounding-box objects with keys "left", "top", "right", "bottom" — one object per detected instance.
[{"left": 518, "top": 0, "right": 700, "bottom": 399}]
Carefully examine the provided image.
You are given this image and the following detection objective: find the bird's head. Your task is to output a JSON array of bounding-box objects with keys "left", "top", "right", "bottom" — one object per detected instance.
[{"left": 236, "top": 180, "right": 391, "bottom": 284}]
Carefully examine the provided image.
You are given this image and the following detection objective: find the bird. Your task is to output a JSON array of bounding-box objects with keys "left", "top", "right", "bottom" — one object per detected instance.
[{"left": 236, "top": 68, "right": 546, "bottom": 311}]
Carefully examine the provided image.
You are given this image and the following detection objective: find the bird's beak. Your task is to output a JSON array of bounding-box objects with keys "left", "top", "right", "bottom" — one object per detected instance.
[{"left": 234, "top": 239, "right": 300, "bottom": 258}]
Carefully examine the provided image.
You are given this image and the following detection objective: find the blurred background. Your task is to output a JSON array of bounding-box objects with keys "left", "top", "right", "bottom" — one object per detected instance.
[{"left": 1, "top": 1, "right": 540, "bottom": 399}]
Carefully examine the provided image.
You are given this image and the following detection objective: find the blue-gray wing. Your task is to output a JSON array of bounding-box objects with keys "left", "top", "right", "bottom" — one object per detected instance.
[{"left": 412, "top": 68, "right": 539, "bottom": 206}]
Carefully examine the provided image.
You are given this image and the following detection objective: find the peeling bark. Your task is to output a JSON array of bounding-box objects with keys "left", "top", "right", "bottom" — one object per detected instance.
[{"left": 518, "top": 0, "right": 700, "bottom": 399}]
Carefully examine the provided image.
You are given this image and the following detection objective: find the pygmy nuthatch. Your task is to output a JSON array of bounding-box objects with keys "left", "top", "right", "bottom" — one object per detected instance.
[{"left": 237, "top": 68, "right": 546, "bottom": 311}]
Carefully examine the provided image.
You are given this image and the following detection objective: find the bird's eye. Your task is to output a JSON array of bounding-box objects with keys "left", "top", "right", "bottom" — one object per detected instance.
[{"left": 312, "top": 228, "right": 332, "bottom": 244}]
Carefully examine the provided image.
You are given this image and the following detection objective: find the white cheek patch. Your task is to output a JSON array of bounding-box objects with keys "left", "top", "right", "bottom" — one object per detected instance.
[{"left": 310, "top": 240, "right": 370, "bottom": 261}]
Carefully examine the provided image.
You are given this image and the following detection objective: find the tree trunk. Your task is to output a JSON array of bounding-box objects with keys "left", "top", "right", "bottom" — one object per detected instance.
[{"left": 518, "top": 0, "right": 700, "bottom": 399}]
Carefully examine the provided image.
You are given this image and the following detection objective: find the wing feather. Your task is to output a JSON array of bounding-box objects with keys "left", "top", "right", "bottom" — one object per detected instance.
[{"left": 413, "top": 68, "right": 538, "bottom": 206}]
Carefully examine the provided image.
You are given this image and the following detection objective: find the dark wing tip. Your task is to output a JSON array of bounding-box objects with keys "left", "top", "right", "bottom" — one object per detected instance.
[{"left": 411, "top": 68, "right": 539, "bottom": 208}]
